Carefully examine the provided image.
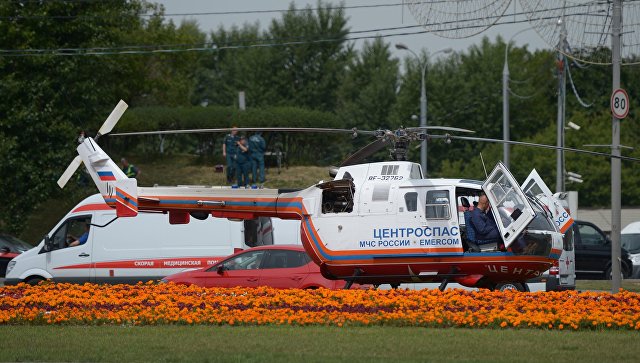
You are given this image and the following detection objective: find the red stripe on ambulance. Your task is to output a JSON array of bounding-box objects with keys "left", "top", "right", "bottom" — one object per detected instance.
[{"left": 54, "top": 256, "right": 226, "bottom": 270}]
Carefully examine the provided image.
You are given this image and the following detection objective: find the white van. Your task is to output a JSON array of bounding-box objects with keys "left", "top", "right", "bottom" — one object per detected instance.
[
  {"left": 621, "top": 221, "right": 640, "bottom": 278},
  {"left": 5, "top": 194, "right": 299, "bottom": 285}
]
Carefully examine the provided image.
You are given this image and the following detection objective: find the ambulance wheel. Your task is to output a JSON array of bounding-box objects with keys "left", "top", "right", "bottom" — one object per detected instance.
[
  {"left": 26, "top": 276, "right": 45, "bottom": 286},
  {"left": 495, "top": 282, "right": 525, "bottom": 292}
]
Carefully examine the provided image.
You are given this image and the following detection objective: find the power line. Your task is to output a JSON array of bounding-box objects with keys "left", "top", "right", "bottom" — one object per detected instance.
[
  {"left": 0, "top": 10, "right": 607, "bottom": 57},
  {"left": 0, "top": 1, "right": 427, "bottom": 20}
]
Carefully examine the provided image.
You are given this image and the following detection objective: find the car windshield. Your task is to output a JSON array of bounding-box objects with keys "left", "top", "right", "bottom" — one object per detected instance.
[
  {"left": 0, "top": 234, "right": 32, "bottom": 252},
  {"left": 621, "top": 234, "right": 640, "bottom": 254}
]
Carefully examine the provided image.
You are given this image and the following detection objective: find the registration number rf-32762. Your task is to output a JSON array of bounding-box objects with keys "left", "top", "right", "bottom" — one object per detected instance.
[{"left": 368, "top": 175, "right": 404, "bottom": 181}]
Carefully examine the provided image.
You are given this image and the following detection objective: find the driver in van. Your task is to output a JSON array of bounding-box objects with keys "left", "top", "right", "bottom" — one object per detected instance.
[
  {"left": 470, "top": 193, "right": 500, "bottom": 242},
  {"left": 68, "top": 223, "right": 90, "bottom": 247}
]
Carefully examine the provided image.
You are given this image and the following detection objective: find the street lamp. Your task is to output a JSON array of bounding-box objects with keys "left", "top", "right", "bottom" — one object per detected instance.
[
  {"left": 396, "top": 43, "right": 452, "bottom": 177},
  {"left": 503, "top": 27, "right": 534, "bottom": 169}
]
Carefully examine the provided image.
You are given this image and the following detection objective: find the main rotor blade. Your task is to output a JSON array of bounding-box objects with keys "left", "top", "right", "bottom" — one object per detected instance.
[
  {"left": 435, "top": 135, "right": 640, "bottom": 163},
  {"left": 407, "top": 126, "right": 475, "bottom": 134},
  {"left": 97, "top": 100, "right": 128, "bottom": 137},
  {"left": 340, "top": 139, "right": 388, "bottom": 167},
  {"left": 111, "top": 127, "right": 375, "bottom": 137},
  {"left": 57, "top": 156, "right": 82, "bottom": 188}
]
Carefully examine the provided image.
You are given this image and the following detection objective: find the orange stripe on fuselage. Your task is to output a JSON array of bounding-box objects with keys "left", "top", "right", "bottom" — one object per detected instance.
[
  {"left": 72, "top": 203, "right": 113, "bottom": 213},
  {"left": 559, "top": 218, "right": 575, "bottom": 233}
]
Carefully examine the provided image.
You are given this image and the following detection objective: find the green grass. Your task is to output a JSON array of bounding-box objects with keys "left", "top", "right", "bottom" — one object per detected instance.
[
  {"left": 134, "top": 154, "right": 330, "bottom": 189},
  {"left": 576, "top": 279, "right": 640, "bottom": 292},
  {"left": 2, "top": 325, "right": 639, "bottom": 362}
]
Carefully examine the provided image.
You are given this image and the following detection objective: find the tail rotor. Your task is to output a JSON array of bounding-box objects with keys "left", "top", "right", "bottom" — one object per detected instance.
[{"left": 57, "top": 100, "right": 128, "bottom": 188}]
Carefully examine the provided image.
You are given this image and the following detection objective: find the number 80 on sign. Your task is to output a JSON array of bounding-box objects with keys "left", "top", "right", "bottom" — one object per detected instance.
[{"left": 611, "top": 88, "right": 630, "bottom": 119}]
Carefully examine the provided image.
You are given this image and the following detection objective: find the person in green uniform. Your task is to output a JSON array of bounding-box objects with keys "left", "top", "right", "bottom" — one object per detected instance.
[
  {"left": 120, "top": 158, "right": 140, "bottom": 178},
  {"left": 234, "top": 136, "right": 251, "bottom": 188},
  {"left": 249, "top": 132, "right": 266, "bottom": 187},
  {"left": 222, "top": 127, "right": 239, "bottom": 184}
]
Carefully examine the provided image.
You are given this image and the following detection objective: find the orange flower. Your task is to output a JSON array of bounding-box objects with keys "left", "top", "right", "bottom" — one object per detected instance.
[{"left": 0, "top": 283, "right": 638, "bottom": 330}]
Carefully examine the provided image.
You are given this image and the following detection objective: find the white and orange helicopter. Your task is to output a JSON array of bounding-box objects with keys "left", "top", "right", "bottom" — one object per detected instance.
[{"left": 57, "top": 100, "right": 634, "bottom": 291}]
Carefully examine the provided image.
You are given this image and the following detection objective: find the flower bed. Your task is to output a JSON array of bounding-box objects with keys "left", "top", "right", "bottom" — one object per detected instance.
[{"left": 1, "top": 282, "right": 639, "bottom": 329}]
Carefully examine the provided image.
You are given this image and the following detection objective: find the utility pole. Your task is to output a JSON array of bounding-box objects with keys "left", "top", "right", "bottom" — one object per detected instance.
[
  {"left": 502, "top": 51, "right": 510, "bottom": 168},
  {"left": 556, "top": 19, "right": 567, "bottom": 193},
  {"left": 503, "top": 28, "right": 534, "bottom": 169},
  {"left": 420, "top": 66, "right": 427, "bottom": 175},
  {"left": 395, "top": 44, "right": 452, "bottom": 177},
  {"left": 610, "top": 0, "right": 622, "bottom": 292}
]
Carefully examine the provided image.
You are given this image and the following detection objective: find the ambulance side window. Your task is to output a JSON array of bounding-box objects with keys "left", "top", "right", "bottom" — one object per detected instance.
[
  {"left": 426, "top": 190, "right": 450, "bottom": 220},
  {"left": 49, "top": 216, "right": 92, "bottom": 251}
]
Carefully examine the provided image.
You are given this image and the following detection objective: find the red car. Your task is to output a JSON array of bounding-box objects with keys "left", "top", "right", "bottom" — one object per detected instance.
[
  {"left": 162, "top": 245, "right": 367, "bottom": 289},
  {"left": 0, "top": 233, "right": 32, "bottom": 277}
]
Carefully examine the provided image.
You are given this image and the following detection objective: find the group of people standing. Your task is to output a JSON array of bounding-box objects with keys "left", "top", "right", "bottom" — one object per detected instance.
[{"left": 222, "top": 127, "right": 266, "bottom": 188}]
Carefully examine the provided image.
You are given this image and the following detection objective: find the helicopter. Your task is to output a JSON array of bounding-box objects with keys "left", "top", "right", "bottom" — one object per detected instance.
[{"left": 57, "top": 100, "right": 634, "bottom": 291}]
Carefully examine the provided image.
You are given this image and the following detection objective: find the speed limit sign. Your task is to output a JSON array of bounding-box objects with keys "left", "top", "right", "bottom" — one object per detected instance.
[{"left": 611, "top": 88, "right": 630, "bottom": 119}]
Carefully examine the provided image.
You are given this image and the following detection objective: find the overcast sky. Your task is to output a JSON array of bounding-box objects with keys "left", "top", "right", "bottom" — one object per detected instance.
[{"left": 156, "top": 0, "right": 551, "bottom": 60}]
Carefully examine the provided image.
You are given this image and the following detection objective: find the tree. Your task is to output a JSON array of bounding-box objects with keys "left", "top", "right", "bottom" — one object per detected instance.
[
  {"left": 0, "top": 0, "right": 203, "bottom": 233},
  {"left": 393, "top": 37, "right": 560, "bottom": 177},
  {"left": 267, "top": 1, "right": 352, "bottom": 111},
  {"left": 336, "top": 37, "right": 399, "bottom": 130},
  {"left": 195, "top": 1, "right": 352, "bottom": 111}
]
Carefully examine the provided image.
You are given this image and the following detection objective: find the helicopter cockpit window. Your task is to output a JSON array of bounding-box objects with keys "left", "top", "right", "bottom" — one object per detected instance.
[
  {"left": 485, "top": 175, "right": 527, "bottom": 229},
  {"left": 426, "top": 190, "right": 450, "bottom": 219},
  {"left": 404, "top": 192, "right": 418, "bottom": 212}
]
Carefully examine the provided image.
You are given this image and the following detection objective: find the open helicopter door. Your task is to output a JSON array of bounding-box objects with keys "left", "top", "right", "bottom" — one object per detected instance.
[
  {"left": 521, "top": 169, "right": 574, "bottom": 233},
  {"left": 482, "top": 162, "right": 536, "bottom": 248}
]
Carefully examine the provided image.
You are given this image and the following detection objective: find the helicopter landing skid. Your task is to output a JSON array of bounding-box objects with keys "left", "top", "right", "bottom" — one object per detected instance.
[
  {"left": 438, "top": 266, "right": 460, "bottom": 291},
  {"left": 343, "top": 268, "right": 364, "bottom": 290}
]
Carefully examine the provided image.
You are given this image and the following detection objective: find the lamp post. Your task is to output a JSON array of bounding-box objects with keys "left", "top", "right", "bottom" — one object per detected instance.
[
  {"left": 503, "top": 27, "right": 534, "bottom": 169},
  {"left": 396, "top": 43, "right": 452, "bottom": 177},
  {"left": 556, "top": 18, "right": 569, "bottom": 194}
]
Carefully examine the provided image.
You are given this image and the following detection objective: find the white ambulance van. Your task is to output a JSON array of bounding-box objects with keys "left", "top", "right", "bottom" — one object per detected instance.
[
  {"left": 4, "top": 194, "right": 293, "bottom": 285},
  {"left": 270, "top": 218, "right": 302, "bottom": 245}
]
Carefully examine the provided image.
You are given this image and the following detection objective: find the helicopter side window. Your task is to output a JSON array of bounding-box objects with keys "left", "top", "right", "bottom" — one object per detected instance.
[
  {"left": 404, "top": 192, "right": 418, "bottom": 212},
  {"left": 426, "top": 190, "right": 450, "bottom": 220},
  {"left": 410, "top": 164, "right": 423, "bottom": 179}
]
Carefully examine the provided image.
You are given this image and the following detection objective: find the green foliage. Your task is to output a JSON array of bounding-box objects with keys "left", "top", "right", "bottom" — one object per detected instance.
[
  {"left": 194, "top": 1, "right": 352, "bottom": 111},
  {"left": 336, "top": 37, "right": 399, "bottom": 130},
  {"left": 0, "top": 1, "right": 205, "bottom": 233}
]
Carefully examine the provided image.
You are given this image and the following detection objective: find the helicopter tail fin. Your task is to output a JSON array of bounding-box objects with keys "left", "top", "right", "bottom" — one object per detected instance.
[{"left": 77, "top": 137, "right": 138, "bottom": 217}]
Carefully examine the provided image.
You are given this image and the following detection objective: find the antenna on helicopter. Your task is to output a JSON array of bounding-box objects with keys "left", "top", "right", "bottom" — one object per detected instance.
[
  {"left": 56, "top": 100, "right": 128, "bottom": 188},
  {"left": 480, "top": 153, "right": 488, "bottom": 178}
]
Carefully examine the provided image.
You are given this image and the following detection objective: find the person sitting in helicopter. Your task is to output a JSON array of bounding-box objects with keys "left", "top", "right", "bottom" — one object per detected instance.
[{"left": 469, "top": 193, "right": 500, "bottom": 245}]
